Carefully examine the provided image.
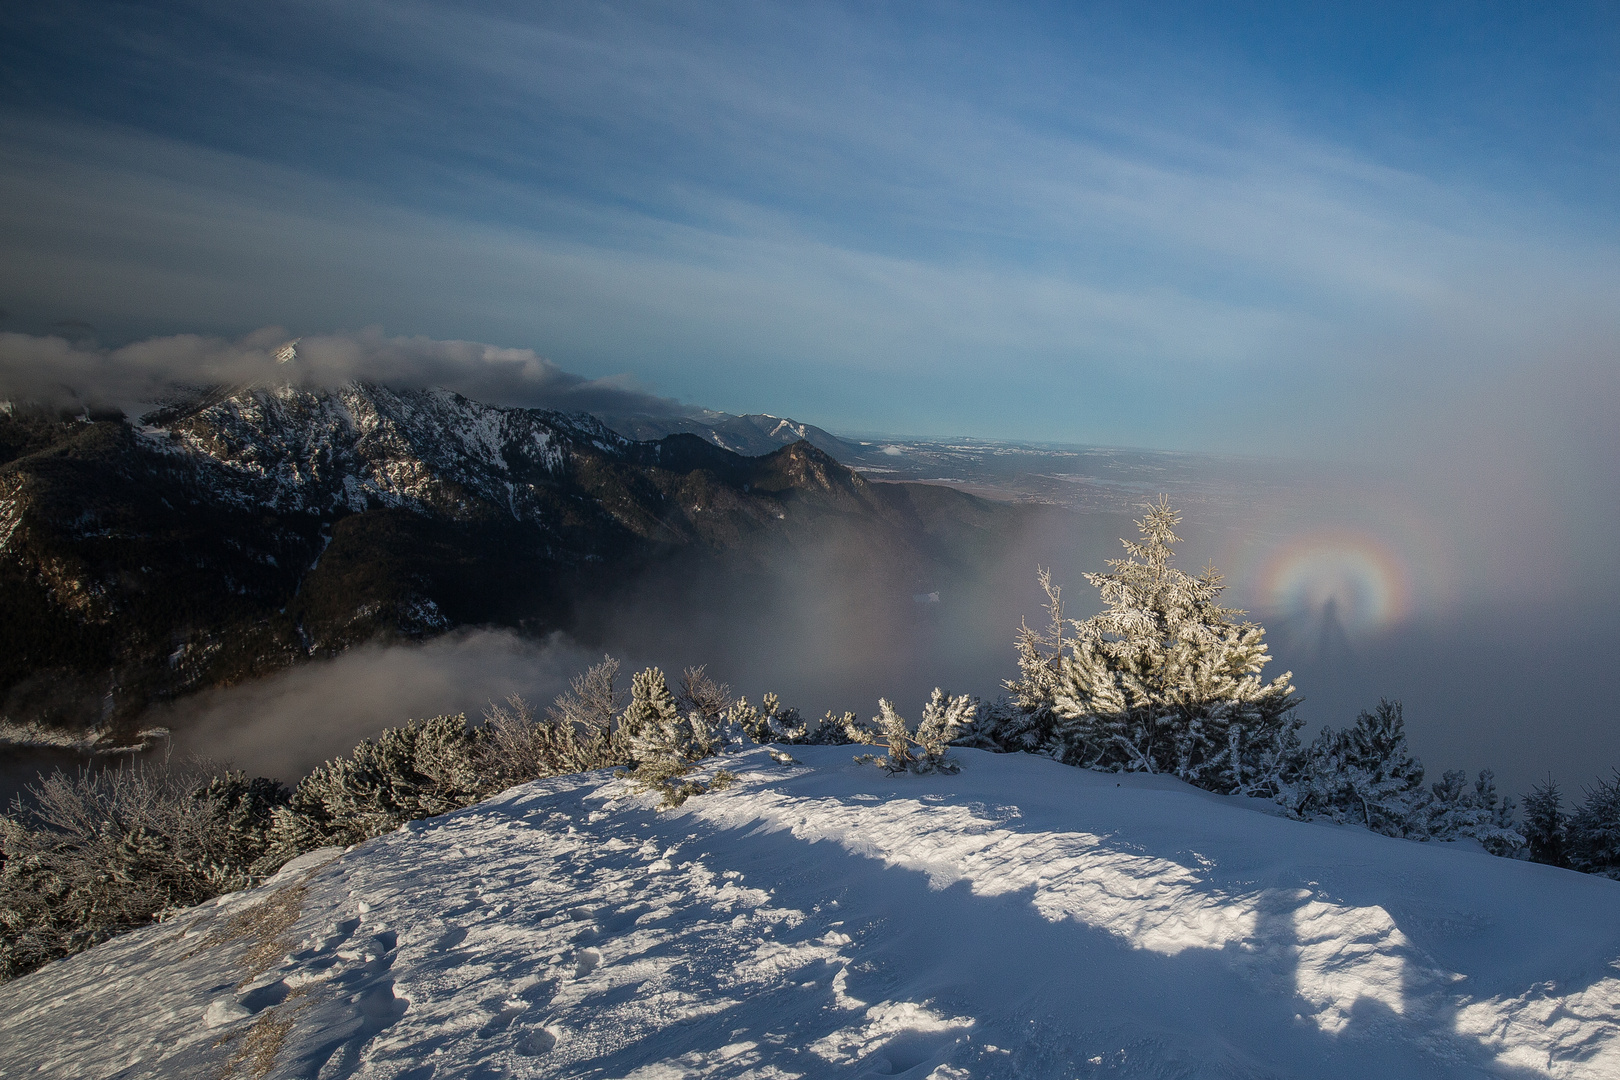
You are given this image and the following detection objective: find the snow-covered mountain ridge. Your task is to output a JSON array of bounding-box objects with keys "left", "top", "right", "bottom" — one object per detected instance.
[
  {"left": 141, "top": 383, "right": 616, "bottom": 520},
  {"left": 595, "top": 410, "right": 857, "bottom": 461},
  {"left": 0, "top": 385, "right": 1003, "bottom": 739},
  {"left": 4, "top": 746, "right": 1615, "bottom": 1079}
]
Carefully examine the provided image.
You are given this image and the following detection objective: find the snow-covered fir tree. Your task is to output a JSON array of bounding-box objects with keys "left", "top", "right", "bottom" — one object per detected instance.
[
  {"left": 1286, "top": 703, "right": 1526, "bottom": 848},
  {"left": 1568, "top": 772, "right": 1620, "bottom": 878},
  {"left": 985, "top": 497, "right": 1299, "bottom": 795},
  {"left": 1422, "top": 768, "right": 1524, "bottom": 855},
  {"left": 1521, "top": 780, "right": 1569, "bottom": 867},
  {"left": 1289, "top": 700, "right": 1427, "bottom": 836}
]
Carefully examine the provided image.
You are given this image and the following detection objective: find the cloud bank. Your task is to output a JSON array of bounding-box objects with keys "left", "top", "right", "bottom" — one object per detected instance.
[
  {"left": 0, "top": 326, "right": 687, "bottom": 417},
  {"left": 158, "top": 630, "right": 599, "bottom": 783}
]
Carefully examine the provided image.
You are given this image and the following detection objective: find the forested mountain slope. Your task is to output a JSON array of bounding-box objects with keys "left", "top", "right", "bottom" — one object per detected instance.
[{"left": 0, "top": 386, "right": 1005, "bottom": 741}]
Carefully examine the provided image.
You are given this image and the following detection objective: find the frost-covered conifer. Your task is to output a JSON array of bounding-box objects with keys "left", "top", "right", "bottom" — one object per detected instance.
[
  {"left": 264, "top": 714, "right": 485, "bottom": 861},
  {"left": 1466, "top": 770, "right": 1526, "bottom": 856},
  {"left": 1478, "top": 773, "right": 1526, "bottom": 857},
  {"left": 1521, "top": 780, "right": 1569, "bottom": 867},
  {"left": 985, "top": 569, "right": 1069, "bottom": 754},
  {"left": 619, "top": 667, "right": 737, "bottom": 807},
  {"left": 725, "top": 693, "right": 807, "bottom": 745},
  {"left": 1422, "top": 768, "right": 1525, "bottom": 854},
  {"left": 621, "top": 667, "right": 688, "bottom": 763},
  {"left": 1290, "top": 700, "right": 1427, "bottom": 836},
  {"left": 1285, "top": 705, "right": 1525, "bottom": 850},
  {"left": 804, "top": 711, "right": 856, "bottom": 745},
  {"left": 1568, "top": 772, "right": 1620, "bottom": 878},
  {"left": 989, "top": 498, "right": 1299, "bottom": 795},
  {"left": 193, "top": 770, "right": 293, "bottom": 872},
  {"left": 849, "top": 689, "right": 979, "bottom": 774}
]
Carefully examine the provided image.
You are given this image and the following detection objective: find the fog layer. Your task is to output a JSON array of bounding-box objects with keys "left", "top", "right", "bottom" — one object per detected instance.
[
  {"left": 126, "top": 482, "right": 1619, "bottom": 802},
  {"left": 157, "top": 631, "right": 598, "bottom": 784}
]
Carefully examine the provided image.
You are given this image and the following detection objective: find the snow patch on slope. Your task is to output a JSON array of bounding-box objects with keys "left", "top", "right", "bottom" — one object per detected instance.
[{"left": 0, "top": 475, "right": 23, "bottom": 553}]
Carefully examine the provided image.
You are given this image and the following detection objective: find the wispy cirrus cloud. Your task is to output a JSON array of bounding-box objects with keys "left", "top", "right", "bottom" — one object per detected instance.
[{"left": 1, "top": 1, "right": 1616, "bottom": 466}]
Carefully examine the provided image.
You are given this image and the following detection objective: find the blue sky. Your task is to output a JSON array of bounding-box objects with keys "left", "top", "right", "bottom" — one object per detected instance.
[{"left": 1, "top": 1, "right": 1617, "bottom": 460}]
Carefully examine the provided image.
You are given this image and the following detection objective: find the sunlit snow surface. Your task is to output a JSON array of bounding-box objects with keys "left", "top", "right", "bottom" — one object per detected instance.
[{"left": 3, "top": 748, "right": 1619, "bottom": 1079}]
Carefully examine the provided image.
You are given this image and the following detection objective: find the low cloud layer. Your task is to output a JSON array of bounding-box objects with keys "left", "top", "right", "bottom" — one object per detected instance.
[
  {"left": 158, "top": 630, "right": 601, "bottom": 783},
  {"left": 134, "top": 498, "right": 1620, "bottom": 803},
  {"left": 0, "top": 327, "right": 688, "bottom": 418}
]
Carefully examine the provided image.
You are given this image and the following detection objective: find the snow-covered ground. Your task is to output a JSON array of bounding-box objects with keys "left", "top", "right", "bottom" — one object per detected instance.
[{"left": 4, "top": 746, "right": 1619, "bottom": 1079}]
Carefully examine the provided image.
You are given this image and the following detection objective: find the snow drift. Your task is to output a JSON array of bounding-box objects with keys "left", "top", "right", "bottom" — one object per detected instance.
[{"left": 2, "top": 746, "right": 1617, "bottom": 1079}]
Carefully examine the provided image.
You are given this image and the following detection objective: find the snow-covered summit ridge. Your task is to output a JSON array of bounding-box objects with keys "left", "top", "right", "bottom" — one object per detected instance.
[
  {"left": 138, "top": 382, "right": 627, "bottom": 520},
  {"left": 4, "top": 747, "right": 1616, "bottom": 1079}
]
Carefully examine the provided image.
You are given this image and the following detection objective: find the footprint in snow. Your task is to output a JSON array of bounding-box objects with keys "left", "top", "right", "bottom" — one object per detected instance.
[
  {"left": 432, "top": 924, "right": 469, "bottom": 952},
  {"left": 515, "top": 1025, "right": 559, "bottom": 1055}
]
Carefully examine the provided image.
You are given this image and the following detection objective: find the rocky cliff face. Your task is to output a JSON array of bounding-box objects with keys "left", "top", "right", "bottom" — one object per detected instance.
[{"left": 0, "top": 384, "right": 999, "bottom": 741}]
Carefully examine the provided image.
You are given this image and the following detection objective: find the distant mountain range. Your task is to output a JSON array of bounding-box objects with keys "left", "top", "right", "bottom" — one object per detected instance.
[
  {"left": 602, "top": 410, "right": 1303, "bottom": 523},
  {"left": 0, "top": 384, "right": 1005, "bottom": 743},
  {"left": 595, "top": 411, "right": 861, "bottom": 460}
]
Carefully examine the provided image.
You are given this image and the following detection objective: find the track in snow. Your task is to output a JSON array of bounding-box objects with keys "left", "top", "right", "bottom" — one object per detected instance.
[{"left": 2, "top": 747, "right": 1618, "bottom": 1079}]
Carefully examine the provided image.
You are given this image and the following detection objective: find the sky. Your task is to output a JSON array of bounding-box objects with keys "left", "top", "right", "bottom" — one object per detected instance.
[
  {"left": 0, "top": 1, "right": 1616, "bottom": 455},
  {"left": 2, "top": 2, "right": 1619, "bottom": 792}
]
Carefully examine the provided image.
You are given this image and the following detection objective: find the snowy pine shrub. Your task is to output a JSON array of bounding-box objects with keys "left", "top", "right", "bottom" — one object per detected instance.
[
  {"left": 622, "top": 667, "right": 721, "bottom": 766},
  {"left": 1522, "top": 780, "right": 1570, "bottom": 867},
  {"left": 620, "top": 667, "right": 735, "bottom": 807},
  {"left": 986, "top": 498, "right": 1300, "bottom": 795},
  {"left": 805, "top": 711, "right": 857, "bottom": 745},
  {"left": 1288, "top": 700, "right": 1427, "bottom": 836},
  {"left": 848, "top": 689, "right": 980, "bottom": 775},
  {"left": 1567, "top": 773, "right": 1620, "bottom": 878},
  {"left": 725, "top": 693, "right": 808, "bottom": 745},
  {"left": 263, "top": 713, "right": 488, "bottom": 861},
  {"left": 1421, "top": 769, "right": 1525, "bottom": 855},
  {"left": 677, "top": 665, "right": 808, "bottom": 747},
  {"left": 192, "top": 770, "right": 295, "bottom": 872},
  {"left": 477, "top": 657, "right": 631, "bottom": 785},
  {"left": 557, "top": 663, "right": 811, "bottom": 806},
  {"left": 0, "top": 760, "right": 287, "bottom": 981}
]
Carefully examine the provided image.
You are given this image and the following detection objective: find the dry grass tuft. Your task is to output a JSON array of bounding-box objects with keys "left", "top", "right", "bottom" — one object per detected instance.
[{"left": 213, "top": 991, "right": 308, "bottom": 1080}]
